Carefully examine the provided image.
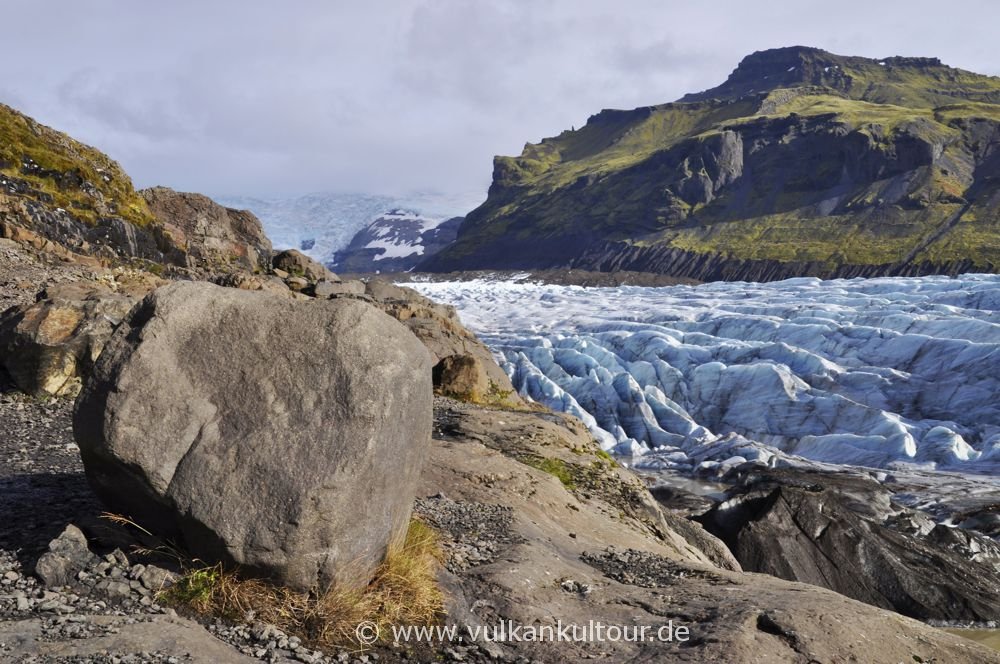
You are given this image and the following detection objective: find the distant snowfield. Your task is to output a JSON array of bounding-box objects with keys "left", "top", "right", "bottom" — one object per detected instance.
[
  {"left": 363, "top": 210, "right": 449, "bottom": 260},
  {"left": 411, "top": 275, "right": 1000, "bottom": 475}
]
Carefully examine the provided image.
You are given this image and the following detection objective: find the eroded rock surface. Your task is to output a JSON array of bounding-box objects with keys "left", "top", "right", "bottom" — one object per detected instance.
[{"left": 419, "top": 398, "right": 1000, "bottom": 663}]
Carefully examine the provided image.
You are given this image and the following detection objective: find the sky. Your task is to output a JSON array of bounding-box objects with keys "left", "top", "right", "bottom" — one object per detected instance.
[{"left": 3, "top": 0, "right": 999, "bottom": 204}]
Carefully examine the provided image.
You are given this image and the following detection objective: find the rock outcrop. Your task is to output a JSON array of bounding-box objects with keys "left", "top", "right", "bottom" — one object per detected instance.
[
  {"left": 140, "top": 186, "right": 272, "bottom": 273},
  {"left": 1, "top": 103, "right": 273, "bottom": 275},
  {"left": 362, "top": 279, "right": 521, "bottom": 407},
  {"left": 698, "top": 467, "right": 1000, "bottom": 622},
  {"left": 73, "top": 282, "right": 433, "bottom": 591},
  {"left": 418, "top": 398, "right": 1000, "bottom": 663},
  {"left": 1, "top": 103, "right": 154, "bottom": 235},
  {"left": 433, "top": 353, "right": 492, "bottom": 402},
  {"left": 271, "top": 248, "right": 337, "bottom": 283}
]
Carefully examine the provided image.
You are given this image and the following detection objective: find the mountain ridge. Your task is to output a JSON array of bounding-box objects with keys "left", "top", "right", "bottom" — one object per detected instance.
[
  {"left": 681, "top": 45, "right": 1000, "bottom": 107},
  {"left": 331, "top": 210, "right": 463, "bottom": 273},
  {"left": 421, "top": 47, "right": 1000, "bottom": 279}
]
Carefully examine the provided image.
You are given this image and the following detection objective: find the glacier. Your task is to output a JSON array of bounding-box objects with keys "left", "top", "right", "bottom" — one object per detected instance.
[{"left": 410, "top": 275, "right": 1000, "bottom": 474}]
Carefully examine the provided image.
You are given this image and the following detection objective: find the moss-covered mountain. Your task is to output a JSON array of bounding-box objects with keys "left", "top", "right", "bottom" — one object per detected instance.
[
  {"left": 1, "top": 103, "right": 270, "bottom": 273},
  {"left": 422, "top": 47, "right": 1000, "bottom": 280}
]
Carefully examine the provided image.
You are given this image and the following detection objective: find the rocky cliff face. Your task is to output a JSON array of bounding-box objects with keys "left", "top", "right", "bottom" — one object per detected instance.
[
  {"left": 0, "top": 104, "right": 270, "bottom": 274},
  {"left": 422, "top": 47, "right": 1000, "bottom": 279}
]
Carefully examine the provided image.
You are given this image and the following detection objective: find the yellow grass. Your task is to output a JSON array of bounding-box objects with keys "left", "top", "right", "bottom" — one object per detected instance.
[{"left": 161, "top": 519, "right": 445, "bottom": 649}]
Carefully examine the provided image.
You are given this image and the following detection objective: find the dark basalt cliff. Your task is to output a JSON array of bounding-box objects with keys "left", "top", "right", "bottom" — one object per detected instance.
[{"left": 421, "top": 47, "right": 1000, "bottom": 279}]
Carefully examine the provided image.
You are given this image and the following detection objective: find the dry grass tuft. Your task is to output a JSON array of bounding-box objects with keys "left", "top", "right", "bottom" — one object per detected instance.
[{"left": 161, "top": 519, "right": 445, "bottom": 649}]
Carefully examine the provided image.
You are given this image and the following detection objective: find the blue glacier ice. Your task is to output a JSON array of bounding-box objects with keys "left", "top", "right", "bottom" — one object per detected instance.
[{"left": 411, "top": 275, "right": 1000, "bottom": 473}]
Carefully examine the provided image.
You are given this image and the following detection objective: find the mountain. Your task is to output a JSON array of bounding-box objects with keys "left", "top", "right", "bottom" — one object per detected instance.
[
  {"left": 218, "top": 190, "right": 483, "bottom": 266},
  {"left": 331, "top": 210, "right": 463, "bottom": 273},
  {"left": 421, "top": 47, "right": 1000, "bottom": 280},
  {"left": 0, "top": 103, "right": 270, "bottom": 272}
]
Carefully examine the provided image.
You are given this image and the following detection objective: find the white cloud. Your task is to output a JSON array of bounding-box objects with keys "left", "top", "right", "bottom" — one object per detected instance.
[{"left": 2, "top": 0, "right": 998, "bottom": 201}]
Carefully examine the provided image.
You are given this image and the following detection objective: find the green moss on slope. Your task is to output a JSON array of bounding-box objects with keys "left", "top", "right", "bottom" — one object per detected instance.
[{"left": 0, "top": 103, "right": 154, "bottom": 227}]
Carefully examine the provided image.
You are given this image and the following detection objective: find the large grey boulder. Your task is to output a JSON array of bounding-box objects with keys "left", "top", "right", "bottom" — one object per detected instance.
[{"left": 73, "top": 281, "right": 433, "bottom": 591}]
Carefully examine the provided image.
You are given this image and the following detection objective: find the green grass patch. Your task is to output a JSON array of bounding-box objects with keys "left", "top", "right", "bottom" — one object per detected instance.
[
  {"left": 521, "top": 456, "right": 577, "bottom": 489},
  {"left": 594, "top": 448, "right": 615, "bottom": 464}
]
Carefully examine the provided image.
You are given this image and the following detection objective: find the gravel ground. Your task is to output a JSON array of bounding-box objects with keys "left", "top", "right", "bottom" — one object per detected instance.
[
  {"left": 0, "top": 393, "right": 432, "bottom": 664},
  {"left": 581, "top": 548, "right": 733, "bottom": 588},
  {"left": 0, "top": 395, "right": 96, "bottom": 564},
  {"left": 0, "top": 240, "right": 89, "bottom": 313},
  {"left": 413, "top": 496, "right": 520, "bottom": 573}
]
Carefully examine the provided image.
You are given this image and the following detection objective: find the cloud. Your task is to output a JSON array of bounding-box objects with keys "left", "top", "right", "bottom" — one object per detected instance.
[{"left": 1, "top": 0, "right": 998, "bottom": 204}]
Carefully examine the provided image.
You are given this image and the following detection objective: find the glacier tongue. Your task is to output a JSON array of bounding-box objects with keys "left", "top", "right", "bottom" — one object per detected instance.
[{"left": 410, "top": 275, "right": 1000, "bottom": 472}]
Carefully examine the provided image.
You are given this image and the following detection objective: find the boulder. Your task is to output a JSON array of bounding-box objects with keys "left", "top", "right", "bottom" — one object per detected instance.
[
  {"left": 34, "top": 524, "right": 98, "bottom": 588},
  {"left": 272, "top": 249, "right": 338, "bottom": 283},
  {"left": 210, "top": 271, "right": 293, "bottom": 297},
  {"left": 0, "top": 283, "right": 138, "bottom": 396},
  {"left": 312, "top": 279, "right": 366, "bottom": 298},
  {"left": 285, "top": 275, "right": 309, "bottom": 291},
  {"left": 73, "top": 281, "right": 433, "bottom": 591},
  {"left": 363, "top": 279, "right": 522, "bottom": 407},
  {"left": 433, "top": 353, "right": 492, "bottom": 402}
]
